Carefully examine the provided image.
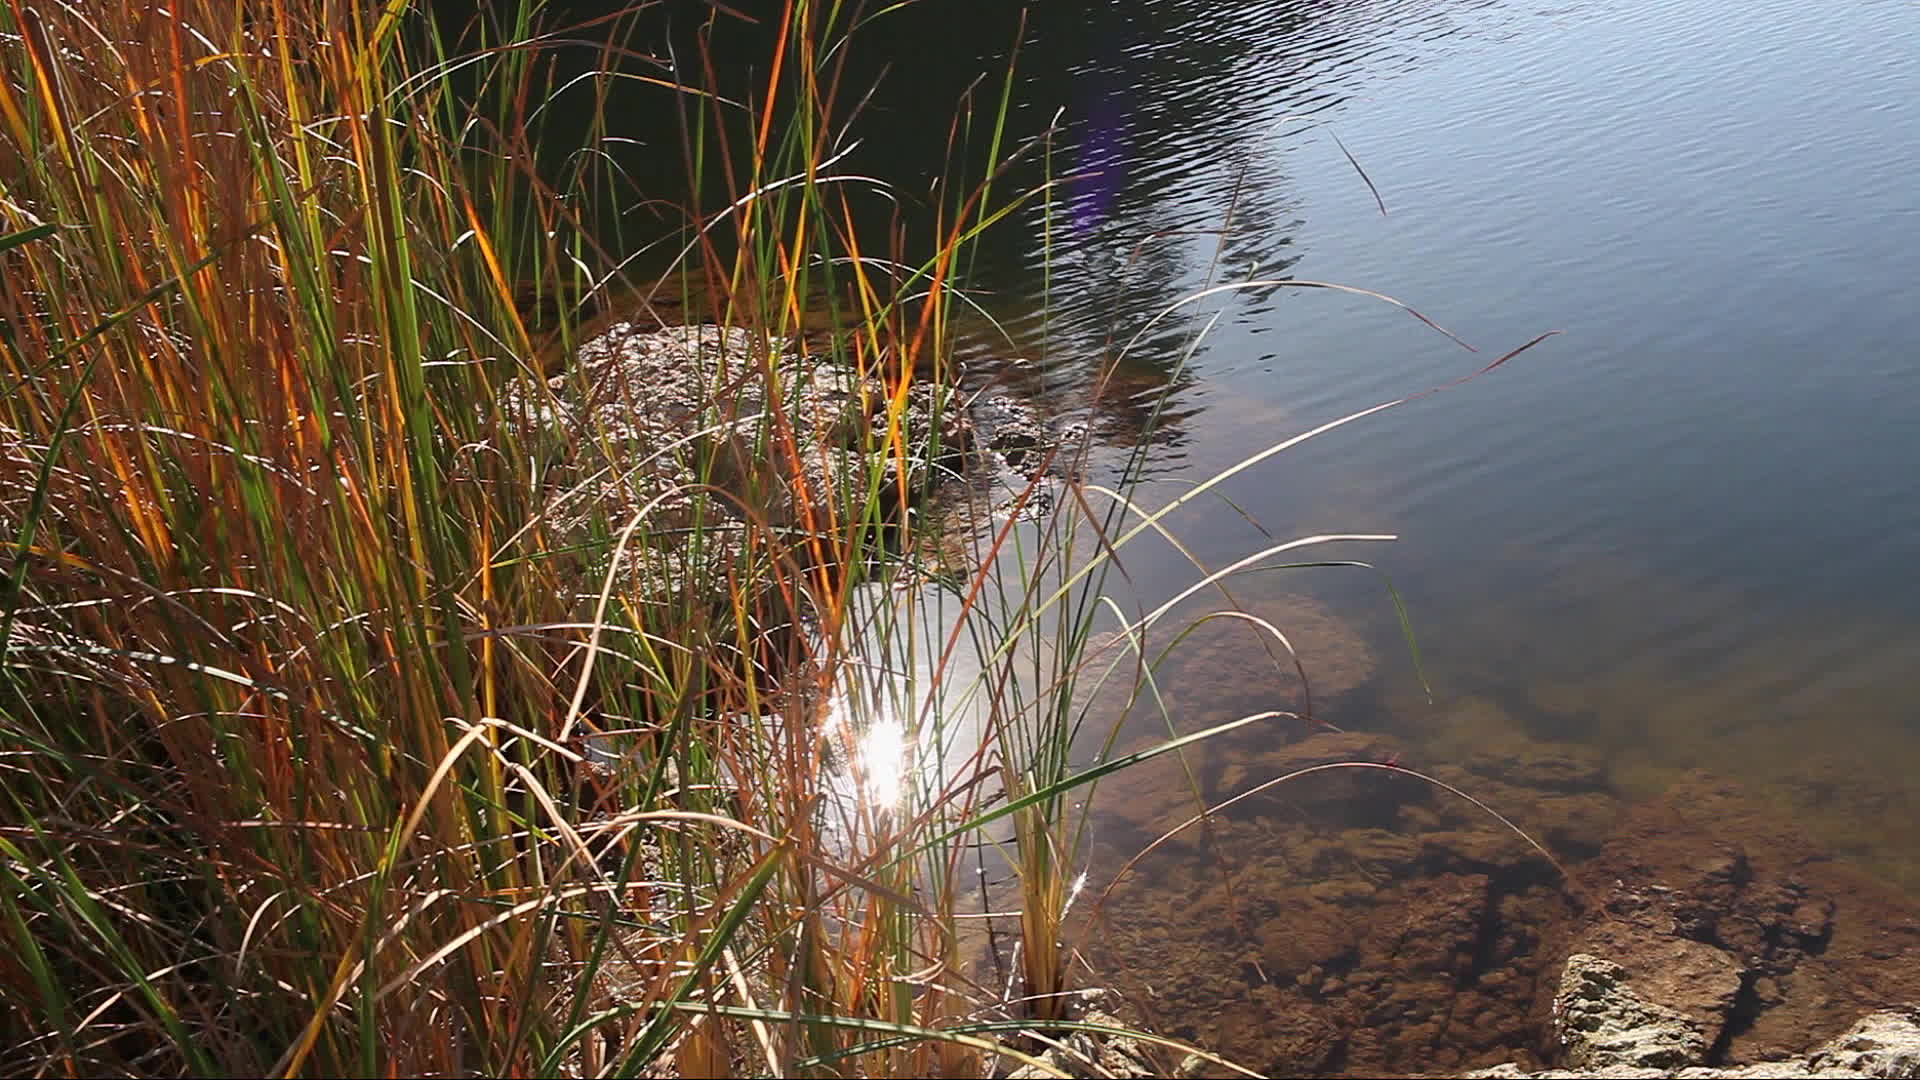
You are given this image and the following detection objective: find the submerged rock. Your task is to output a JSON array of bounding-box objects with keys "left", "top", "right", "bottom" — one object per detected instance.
[
  {"left": 1552, "top": 954, "right": 1711, "bottom": 1070},
  {"left": 964, "top": 392, "right": 1056, "bottom": 474},
  {"left": 1564, "top": 775, "right": 1920, "bottom": 1065},
  {"left": 1806, "top": 1008, "right": 1920, "bottom": 1078},
  {"left": 1461, "top": 944, "right": 1920, "bottom": 1078},
  {"left": 1082, "top": 754, "right": 1920, "bottom": 1078},
  {"left": 1467, "top": 999, "right": 1920, "bottom": 1078}
]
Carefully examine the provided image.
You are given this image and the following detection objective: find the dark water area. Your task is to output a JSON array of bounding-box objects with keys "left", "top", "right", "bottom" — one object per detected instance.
[{"left": 488, "top": 0, "right": 1920, "bottom": 1071}]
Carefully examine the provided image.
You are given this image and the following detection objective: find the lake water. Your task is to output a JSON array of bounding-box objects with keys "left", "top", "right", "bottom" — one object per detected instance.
[
  {"left": 856, "top": 0, "right": 1920, "bottom": 1069},
  {"left": 884, "top": 0, "right": 1920, "bottom": 872},
  {"left": 529, "top": 0, "right": 1920, "bottom": 1070},
  {"left": 941, "top": 0, "right": 1920, "bottom": 1066}
]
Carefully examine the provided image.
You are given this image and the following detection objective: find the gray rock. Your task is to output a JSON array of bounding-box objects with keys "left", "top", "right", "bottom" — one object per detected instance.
[
  {"left": 963, "top": 392, "right": 1052, "bottom": 471},
  {"left": 499, "top": 323, "right": 1024, "bottom": 609},
  {"left": 1572, "top": 929, "right": 1748, "bottom": 1049},
  {"left": 1556, "top": 954, "right": 1711, "bottom": 1071},
  {"left": 1466, "top": 967, "right": 1920, "bottom": 1078},
  {"left": 1175, "top": 1051, "right": 1212, "bottom": 1078},
  {"left": 1805, "top": 1007, "right": 1920, "bottom": 1078}
]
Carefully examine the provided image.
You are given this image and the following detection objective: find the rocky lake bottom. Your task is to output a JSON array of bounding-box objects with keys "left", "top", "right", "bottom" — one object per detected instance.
[{"left": 1055, "top": 675, "right": 1920, "bottom": 1077}]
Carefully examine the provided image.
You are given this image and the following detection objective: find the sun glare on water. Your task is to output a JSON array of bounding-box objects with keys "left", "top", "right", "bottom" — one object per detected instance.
[{"left": 857, "top": 716, "right": 909, "bottom": 813}]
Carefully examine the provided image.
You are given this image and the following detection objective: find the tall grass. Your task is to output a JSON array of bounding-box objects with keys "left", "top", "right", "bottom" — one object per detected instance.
[
  {"left": 0, "top": 0, "right": 1009, "bottom": 1074},
  {"left": 0, "top": 1, "right": 1556, "bottom": 1076}
]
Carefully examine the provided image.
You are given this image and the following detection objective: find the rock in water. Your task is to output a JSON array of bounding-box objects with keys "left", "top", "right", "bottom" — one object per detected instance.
[
  {"left": 1554, "top": 954, "right": 1710, "bottom": 1070},
  {"left": 1466, "top": 964, "right": 1920, "bottom": 1077},
  {"left": 1003, "top": 1009, "right": 1160, "bottom": 1079},
  {"left": 1805, "top": 1007, "right": 1920, "bottom": 1078}
]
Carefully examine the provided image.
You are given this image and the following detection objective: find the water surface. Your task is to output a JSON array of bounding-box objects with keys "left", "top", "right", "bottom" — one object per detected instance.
[
  {"left": 914, "top": 0, "right": 1920, "bottom": 874},
  {"left": 879, "top": 0, "right": 1920, "bottom": 1068}
]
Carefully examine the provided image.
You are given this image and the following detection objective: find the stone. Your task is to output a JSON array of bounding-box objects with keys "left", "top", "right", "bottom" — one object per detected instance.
[
  {"left": 1339, "top": 827, "right": 1421, "bottom": 871},
  {"left": 1257, "top": 898, "right": 1359, "bottom": 984},
  {"left": 1464, "top": 960, "right": 1920, "bottom": 1078},
  {"left": 1098, "top": 729, "right": 1404, "bottom": 849},
  {"left": 1571, "top": 928, "right": 1747, "bottom": 1047},
  {"left": 1003, "top": 1009, "right": 1160, "bottom": 1079},
  {"left": 1306, "top": 878, "right": 1377, "bottom": 905},
  {"left": 1554, "top": 954, "right": 1710, "bottom": 1070},
  {"left": 1805, "top": 1007, "right": 1920, "bottom": 1078},
  {"left": 1104, "top": 767, "right": 1920, "bottom": 1080}
]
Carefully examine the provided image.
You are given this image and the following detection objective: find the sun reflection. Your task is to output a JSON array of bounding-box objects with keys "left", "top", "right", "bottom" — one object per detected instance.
[
  {"left": 856, "top": 716, "right": 908, "bottom": 813},
  {"left": 824, "top": 579, "right": 995, "bottom": 830}
]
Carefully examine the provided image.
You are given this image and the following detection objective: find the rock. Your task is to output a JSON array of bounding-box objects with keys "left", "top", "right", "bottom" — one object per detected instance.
[
  {"left": 1079, "top": 597, "right": 1379, "bottom": 747},
  {"left": 1563, "top": 775, "right": 1920, "bottom": 1063},
  {"left": 912, "top": 389, "right": 1085, "bottom": 555},
  {"left": 1175, "top": 1052, "right": 1211, "bottom": 1078},
  {"left": 1216, "top": 730, "right": 1408, "bottom": 822},
  {"left": 1464, "top": 960, "right": 1920, "bottom": 1078},
  {"left": 1460, "top": 743, "right": 1610, "bottom": 795},
  {"left": 1465, "top": 1008, "right": 1920, "bottom": 1077},
  {"left": 1307, "top": 878, "right": 1377, "bottom": 905},
  {"left": 1096, "top": 728, "right": 1406, "bottom": 851},
  {"left": 1093, "top": 764, "right": 1920, "bottom": 1080},
  {"left": 1214, "top": 997, "right": 1346, "bottom": 1078},
  {"left": 1420, "top": 826, "right": 1526, "bottom": 868},
  {"left": 1805, "top": 1007, "right": 1920, "bottom": 1078},
  {"left": 1002, "top": 1009, "right": 1159, "bottom": 1079},
  {"left": 1339, "top": 827, "right": 1421, "bottom": 871},
  {"left": 500, "top": 321, "right": 1081, "bottom": 635},
  {"left": 1257, "top": 897, "right": 1360, "bottom": 985},
  {"left": 1554, "top": 954, "right": 1710, "bottom": 1070},
  {"left": 1570, "top": 929, "right": 1747, "bottom": 1048},
  {"left": 963, "top": 392, "right": 1054, "bottom": 471}
]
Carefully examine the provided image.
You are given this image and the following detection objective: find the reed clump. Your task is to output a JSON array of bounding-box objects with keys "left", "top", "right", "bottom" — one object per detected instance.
[
  {"left": 0, "top": 1, "right": 1017, "bottom": 1075},
  {"left": 0, "top": 2, "right": 1553, "bottom": 1077}
]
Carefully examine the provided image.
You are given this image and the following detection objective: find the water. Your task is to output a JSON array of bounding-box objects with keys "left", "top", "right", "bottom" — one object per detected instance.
[
  {"left": 887, "top": 0, "right": 1920, "bottom": 869},
  {"left": 527, "top": 0, "right": 1920, "bottom": 1068},
  {"left": 859, "top": 0, "right": 1920, "bottom": 1068}
]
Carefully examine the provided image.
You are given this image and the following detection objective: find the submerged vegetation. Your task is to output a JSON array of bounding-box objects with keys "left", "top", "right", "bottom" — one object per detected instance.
[{"left": 0, "top": 1, "right": 1553, "bottom": 1076}]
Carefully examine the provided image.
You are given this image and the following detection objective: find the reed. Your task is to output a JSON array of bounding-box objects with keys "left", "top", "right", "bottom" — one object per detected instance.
[{"left": 0, "top": 2, "right": 1553, "bottom": 1076}]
